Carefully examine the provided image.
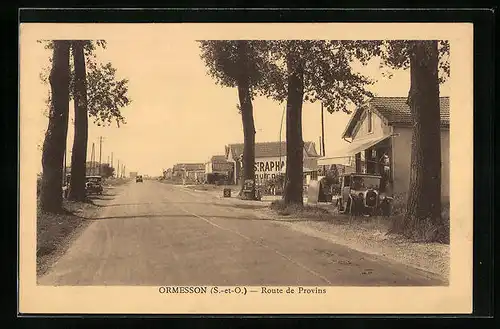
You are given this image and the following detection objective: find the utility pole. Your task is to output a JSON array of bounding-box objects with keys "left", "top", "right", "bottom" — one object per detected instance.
[
  {"left": 279, "top": 105, "right": 286, "bottom": 191},
  {"left": 62, "top": 147, "right": 66, "bottom": 186},
  {"left": 279, "top": 105, "right": 286, "bottom": 172},
  {"left": 321, "top": 102, "right": 326, "bottom": 156},
  {"left": 98, "top": 136, "right": 103, "bottom": 176},
  {"left": 90, "top": 143, "right": 95, "bottom": 176},
  {"left": 111, "top": 152, "right": 114, "bottom": 176},
  {"left": 117, "top": 160, "right": 120, "bottom": 178},
  {"left": 123, "top": 164, "right": 126, "bottom": 178}
]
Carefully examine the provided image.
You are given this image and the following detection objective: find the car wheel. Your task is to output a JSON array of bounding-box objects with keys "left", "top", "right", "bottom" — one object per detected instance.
[
  {"left": 382, "top": 201, "right": 391, "bottom": 216},
  {"left": 365, "top": 207, "right": 373, "bottom": 217},
  {"left": 335, "top": 198, "right": 343, "bottom": 212}
]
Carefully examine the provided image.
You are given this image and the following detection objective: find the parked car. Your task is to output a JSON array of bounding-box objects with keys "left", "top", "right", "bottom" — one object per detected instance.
[
  {"left": 334, "top": 173, "right": 393, "bottom": 216},
  {"left": 136, "top": 175, "right": 143, "bottom": 182},
  {"left": 242, "top": 179, "right": 262, "bottom": 201},
  {"left": 261, "top": 174, "right": 284, "bottom": 196},
  {"left": 62, "top": 174, "right": 71, "bottom": 198},
  {"left": 85, "top": 175, "right": 103, "bottom": 195}
]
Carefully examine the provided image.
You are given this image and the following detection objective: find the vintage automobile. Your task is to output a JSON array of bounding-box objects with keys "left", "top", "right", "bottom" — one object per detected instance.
[
  {"left": 136, "top": 175, "right": 143, "bottom": 182},
  {"left": 261, "top": 175, "right": 284, "bottom": 196},
  {"left": 242, "top": 179, "right": 262, "bottom": 201},
  {"left": 62, "top": 174, "right": 71, "bottom": 198},
  {"left": 85, "top": 175, "right": 103, "bottom": 195},
  {"left": 335, "top": 173, "right": 393, "bottom": 216}
]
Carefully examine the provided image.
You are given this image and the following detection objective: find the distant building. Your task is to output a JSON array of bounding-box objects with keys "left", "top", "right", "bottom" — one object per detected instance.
[
  {"left": 129, "top": 171, "right": 138, "bottom": 179},
  {"left": 225, "top": 141, "right": 321, "bottom": 185},
  {"left": 172, "top": 163, "right": 205, "bottom": 182},
  {"left": 205, "top": 155, "right": 234, "bottom": 173},
  {"left": 163, "top": 168, "right": 172, "bottom": 179},
  {"left": 205, "top": 155, "right": 234, "bottom": 184},
  {"left": 319, "top": 96, "right": 450, "bottom": 200}
]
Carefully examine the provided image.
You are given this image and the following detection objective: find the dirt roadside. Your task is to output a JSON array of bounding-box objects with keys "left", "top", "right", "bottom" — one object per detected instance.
[
  {"left": 36, "top": 186, "right": 124, "bottom": 278},
  {"left": 252, "top": 207, "right": 450, "bottom": 283}
]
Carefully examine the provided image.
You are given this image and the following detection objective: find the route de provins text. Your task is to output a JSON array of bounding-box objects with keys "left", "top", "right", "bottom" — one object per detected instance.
[{"left": 261, "top": 287, "right": 327, "bottom": 294}]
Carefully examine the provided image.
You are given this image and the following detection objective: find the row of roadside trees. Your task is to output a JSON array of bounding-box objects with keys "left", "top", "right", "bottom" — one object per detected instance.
[
  {"left": 38, "top": 40, "right": 131, "bottom": 213},
  {"left": 199, "top": 39, "right": 449, "bottom": 242}
]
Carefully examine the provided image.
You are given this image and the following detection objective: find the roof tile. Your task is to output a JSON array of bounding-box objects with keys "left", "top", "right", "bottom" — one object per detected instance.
[
  {"left": 227, "top": 141, "right": 319, "bottom": 159},
  {"left": 370, "top": 96, "right": 450, "bottom": 126},
  {"left": 343, "top": 96, "right": 450, "bottom": 139},
  {"left": 173, "top": 163, "right": 205, "bottom": 171}
]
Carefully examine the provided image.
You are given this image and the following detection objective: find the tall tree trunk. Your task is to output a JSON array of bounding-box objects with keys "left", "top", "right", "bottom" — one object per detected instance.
[
  {"left": 236, "top": 40, "right": 257, "bottom": 200},
  {"left": 68, "top": 40, "right": 89, "bottom": 201},
  {"left": 283, "top": 48, "right": 305, "bottom": 205},
  {"left": 404, "top": 40, "right": 442, "bottom": 241},
  {"left": 40, "top": 41, "right": 71, "bottom": 213}
]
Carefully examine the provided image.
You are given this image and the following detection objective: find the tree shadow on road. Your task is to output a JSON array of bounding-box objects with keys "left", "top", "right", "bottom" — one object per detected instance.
[
  {"left": 76, "top": 213, "right": 268, "bottom": 221},
  {"left": 98, "top": 201, "right": 229, "bottom": 207},
  {"left": 214, "top": 203, "right": 269, "bottom": 211},
  {"left": 75, "top": 213, "right": 335, "bottom": 224}
]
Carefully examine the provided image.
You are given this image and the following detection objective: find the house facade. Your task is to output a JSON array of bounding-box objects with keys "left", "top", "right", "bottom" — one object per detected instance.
[
  {"left": 205, "top": 155, "right": 234, "bottom": 175},
  {"left": 225, "top": 141, "right": 321, "bottom": 185},
  {"left": 204, "top": 155, "right": 235, "bottom": 184},
  {"left": 163, "top": 168, "right": 172, "bottom": 179},
  {"left": 172, "top": 163, "right": 205, "bottom": 182},
  {"left": 319, "top": 96, "right": 450, "bottom": 201}
]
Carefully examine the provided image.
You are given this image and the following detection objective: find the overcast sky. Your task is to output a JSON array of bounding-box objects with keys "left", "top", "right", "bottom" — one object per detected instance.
[{"left": 24, "top": 37, "right": 450, "bottom": 177}]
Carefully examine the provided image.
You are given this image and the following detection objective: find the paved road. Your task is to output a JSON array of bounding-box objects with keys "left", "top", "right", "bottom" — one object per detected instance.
[{"left": 39, "top": 180, "right": 444, "bottom": 286}]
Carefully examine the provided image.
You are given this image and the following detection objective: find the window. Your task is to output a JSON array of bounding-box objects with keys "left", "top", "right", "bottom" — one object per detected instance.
[{"left": 367, "top": 110, "right": 373, "bottom": 133}]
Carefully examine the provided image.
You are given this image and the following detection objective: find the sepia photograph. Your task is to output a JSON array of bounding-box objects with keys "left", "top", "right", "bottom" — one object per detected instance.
[{"left": 19, "top": 22, "right": 473, "bottom": 314}]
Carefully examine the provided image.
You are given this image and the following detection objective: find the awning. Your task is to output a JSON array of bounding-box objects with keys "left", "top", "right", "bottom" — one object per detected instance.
[
  {"left": 343, "top": 135, "right": 391, "bottom": 155},
  {"left": 279, "top": 166, "right": 316, "bottom": 173},
  {"left": 317, "top": 134, "right": 391, "bottom": 166},
  {"left": 317, "top": 156, "right": 353, "bottom": 166}
]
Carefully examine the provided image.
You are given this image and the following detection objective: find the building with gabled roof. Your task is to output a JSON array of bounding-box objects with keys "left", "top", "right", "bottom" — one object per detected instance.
[
  {"left": 204, "top": 155, "right": 235, "bottom": 184},
  {"left": 225, "top": 141, "right": 320, "bottom": 159},
  {"left": 172, "top": 163, "right": 205, "bottom": 182},
  {"left": 319, "top": 96, "right": 450, "bottom": 200},
  {"left": 225, "top": 141, "right": 321, "bottom": 185}
]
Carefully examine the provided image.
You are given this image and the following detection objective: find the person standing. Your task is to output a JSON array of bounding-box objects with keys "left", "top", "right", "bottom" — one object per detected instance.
[
  {"left": 380, "top": 153, "right": 390, "bottom": 177},
  {"left": 380, "top": 152, "right": 391, "bottom": 193}
]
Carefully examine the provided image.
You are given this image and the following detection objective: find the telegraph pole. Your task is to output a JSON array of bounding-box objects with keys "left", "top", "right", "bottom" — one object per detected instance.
[
  {"left": 111, "top": 152, "right": 114, "bottom": 176},
  {"left": 321, "top": 102, "right": 326, "bottom": 156},
  {"left": 91, "top": 143, "right": 95, "bottom": 175},
  {"left": 279, "top": 105, "right": 286, "bottom": 192},
  {"left": 279, "top": 105, "right": 285, "bottom": 171},
  {"left": 98, "top": 136, "right": 103, "bottom": 176},
  {"left": 117, "top": 160, "right": 120, "bottom": 178},
  {"left": 62, "top": 147, "right": 66, "bottom": 186}
]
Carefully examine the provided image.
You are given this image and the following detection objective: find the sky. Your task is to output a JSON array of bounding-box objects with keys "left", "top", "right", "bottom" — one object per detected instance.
[{"left": 24, "top": 37, "right": 450, "bottom": 177}]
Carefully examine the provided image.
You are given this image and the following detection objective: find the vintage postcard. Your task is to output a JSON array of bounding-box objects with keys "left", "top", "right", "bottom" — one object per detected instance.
[{"left": 19, "top": 22, "right": 473, "bottom": 314}]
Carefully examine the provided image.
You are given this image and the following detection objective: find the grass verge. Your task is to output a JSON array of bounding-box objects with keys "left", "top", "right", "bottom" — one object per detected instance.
[
  {"left": 266, "top": 198, "right": 449, "bottom": 279},
  {"left": 269, "top": 199, "right": 330, "bottom": 218},
  {"left": 36, "top": 199, "right": 99, "bottom": 277},
  {"left": 270, "top": 195, "right": 449, "bottom": 245},
  {"left": 104, "top": 177, "right": 130, "bottom": 186},
  {"left": 388, "top": 193, "right": 450, "bottom": 244}
]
